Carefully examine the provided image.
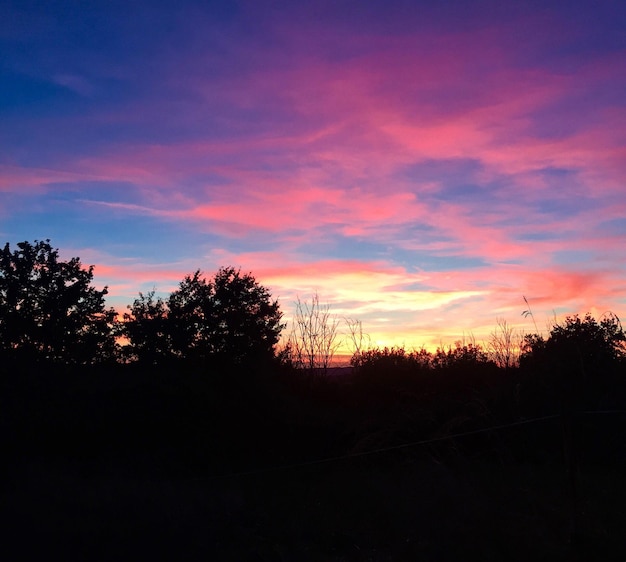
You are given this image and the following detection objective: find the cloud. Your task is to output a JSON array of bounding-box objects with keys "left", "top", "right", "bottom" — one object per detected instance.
[
  {"left": 52, "top": 74, "right": 95, "bottom": 96},
  {"left": 2, "top": 1, "right": 625, "bottom": 353},
  {"left": 0, "top": 165, "right": 92, "bottom": 192}
]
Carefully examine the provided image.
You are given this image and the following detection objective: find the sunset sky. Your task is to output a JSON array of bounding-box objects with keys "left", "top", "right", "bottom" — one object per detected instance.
[{"left": 2, "top": 0, "right": 625, "bottom": 353}]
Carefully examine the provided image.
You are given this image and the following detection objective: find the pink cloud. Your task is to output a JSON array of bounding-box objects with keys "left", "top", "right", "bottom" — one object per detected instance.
[
  {"left": 78, "top": 236, "right": 626, "bottom": 354},
  {"left": 3, "top": 3, "right": 625, "bottom": 356},
  {"left": 10, "top": 26, "right": 618, "bottom": 242},
  {"left": 0, "top": 164, "right": 93, "bottom": 192}
]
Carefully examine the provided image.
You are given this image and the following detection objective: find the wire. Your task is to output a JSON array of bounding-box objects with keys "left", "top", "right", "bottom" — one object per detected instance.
[
  {"left": 202, "top": 409, "right": 626, "bottom": 481},
  {"left": 581, "top": 409, "right": 626, "bottom": 416},
  {"left": 210, "top": 413, "right": 562, "bottom": 481}
]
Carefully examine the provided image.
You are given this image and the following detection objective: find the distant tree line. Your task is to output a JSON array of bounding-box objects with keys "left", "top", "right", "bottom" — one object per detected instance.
[
  {"left": 1, "top": 240, "right": 624, "bottom": 383},
  {"left": 351, "top": 313, "right": 625, "bottom": 378}
]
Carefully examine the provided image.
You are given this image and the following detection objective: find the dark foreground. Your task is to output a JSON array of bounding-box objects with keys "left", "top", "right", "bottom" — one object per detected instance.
[
  {"left": 5, "top": 453, "right": 626, "bottom": 561},
  {"left": 3, "top": 363, "right": 626, "bottom": 560},
  {"left": 2, "top": 436, "right": 626, "bottom": 561}
]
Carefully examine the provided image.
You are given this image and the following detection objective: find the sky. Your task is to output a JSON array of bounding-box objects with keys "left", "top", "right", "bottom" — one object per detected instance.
[{"left": 2, "top": 0, "right": 625, "bottom": 354}]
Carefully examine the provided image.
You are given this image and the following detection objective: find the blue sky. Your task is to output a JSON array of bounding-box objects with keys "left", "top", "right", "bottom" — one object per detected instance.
[{"left": 2, "top": 0, "right": 625, "bottom": 351}]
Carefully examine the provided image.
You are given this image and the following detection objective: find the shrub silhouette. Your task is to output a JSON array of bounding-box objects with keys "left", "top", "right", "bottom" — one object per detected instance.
[
  {"left": 520, "top": 313, "right": 625, "bottom": 379},
  {"left": 352, "top": 346, "right": 431, "bottom": 374},
  {"left": 432, "top": 341, "right": 492, "bottom": 371},
  {"left": 0, "top": 240, "right": 117, "bottom": 365},
  {"left": 519, "top": 313, "right": 626, "bottom": 413}
]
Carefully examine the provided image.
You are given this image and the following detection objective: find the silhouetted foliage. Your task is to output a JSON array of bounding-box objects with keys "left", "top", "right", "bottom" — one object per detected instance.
[
  {"left": 122, "top": 267, "right": 284, "bottom": 365},
  {"left": 432, "top": 341, "right": 493, "bottom": 371},
  {"left": 349, "top": 347, "right": 433, "bottom": 401},
  {"left": 0, "top": 240, "right": 117, "bottom": 365},
  {"left": 351, "top": 346, "right": 432, "bottom": 372},
  {"left": 172, "top": 267, "right": 283, "bottom": 363},
  {"left": 351, "top": 342, "right": 499, "bottom": 401},
  {"left": 352, "top": 342, "right": 494, "bottom": 375},
  {"left": 122, "top": 290, "right": 171, "bottom": 364},
  {"left": 520, "top": 313, "right": 625, "bottom": 378},
  {"left": 517, "top": 313, "right": 626, "bottom": 415}
]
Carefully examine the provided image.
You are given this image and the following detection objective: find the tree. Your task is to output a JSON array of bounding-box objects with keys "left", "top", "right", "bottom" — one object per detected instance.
[
  {"left": 520, "top": 312, "right": 625, "bottom": 378},
  {"left": 487, "top": 318, "right": 522, "bottom": 369},
  {"left": 122, "top": 290, "right": 171, "bottom": 364},
  {"left": 207, "top": 266, "right": 284, "bottom": 362},
  {"left": 166, "top": 267, "right": 283, "bottom": 364},
  {"left": 345, "top": 317, "right": 371, "bottom": 365},
  {"left": 165, "top": 270, "right": 211, "bottom": 359},
  {"left": 287, "top": 293, "right": 342, "bottom": 373},
  {"left": 0, "top": 240, "right": 117, "bottom": 365}
]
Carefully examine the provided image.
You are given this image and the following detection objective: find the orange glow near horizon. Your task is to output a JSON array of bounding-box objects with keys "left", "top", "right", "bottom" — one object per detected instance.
[{"left": 2, "top": 2, "right": 624, "bottom": 351}]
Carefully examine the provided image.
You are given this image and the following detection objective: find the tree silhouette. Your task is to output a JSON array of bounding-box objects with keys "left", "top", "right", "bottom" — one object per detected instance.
[
  {"left": 124, "top": 267, "right": 284, "bottom": 365},
  {"left": 0, "top": 240, "right": 117, "bottom": 365},
  {"left": 287, "top": 293, "right": 342, "bottom": 373},
  {"left": 521, "top": 312, "right": 625, "bottom": 378},
  {"left": 488, "top": 318, "right": 521, "bottom": 369},
  {"left": 167, "top": 270, "right": 216, "bottom": 359},
  {"left": 206, "top": 266, "right": 283, "bottom": 362},
  {"left": 122, "top": 290, "right": 171, "bottom": 364}
]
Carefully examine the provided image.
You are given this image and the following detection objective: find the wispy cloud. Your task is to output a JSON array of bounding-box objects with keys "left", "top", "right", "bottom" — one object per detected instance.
[{"left": 2, "top": 0, "right": 625, "bottom": 351}]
